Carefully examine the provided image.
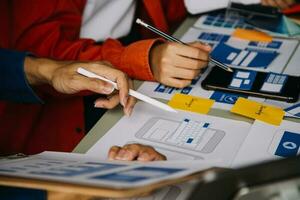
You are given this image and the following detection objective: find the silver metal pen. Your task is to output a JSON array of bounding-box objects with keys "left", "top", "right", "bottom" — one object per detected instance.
[{"left": 136, "top": 18, "right": 233, "bottom": 73}]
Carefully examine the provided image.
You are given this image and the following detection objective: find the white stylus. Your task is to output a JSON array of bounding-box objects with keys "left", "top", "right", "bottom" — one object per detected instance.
[{"left": 77, "top": 67, "right": 177, "bottom": 113}]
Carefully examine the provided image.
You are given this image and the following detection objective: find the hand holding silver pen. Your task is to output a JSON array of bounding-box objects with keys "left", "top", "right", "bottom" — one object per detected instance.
[{"left": 136, "top": 18, "right": 233, "bottom": 75}]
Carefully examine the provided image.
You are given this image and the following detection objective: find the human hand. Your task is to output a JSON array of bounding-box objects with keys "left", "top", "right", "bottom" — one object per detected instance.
[
  {"left": 261, "top": 0, "right": 295, "bottom": 9},
  {"left": 108, "top": 143, "right": 167, "bottom": 161},
  {"left": 150, "top": 41, "right": 211, "bottom": 88},
  {"left": 24, "top": 57, "right": 136, "bottom": 116}
]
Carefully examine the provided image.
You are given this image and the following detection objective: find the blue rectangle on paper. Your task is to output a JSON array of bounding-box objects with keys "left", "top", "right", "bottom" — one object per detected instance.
[
  {"left": 211, "top": 43, "right": 278, "bottom": 68},
  {"left": 248, "top": 41, "right": 282, "bottom": 49},
  {"left": 198, "top": 32, "right": 229, "bottom": 43},
  {"left": 275, "top": 131, "right": 300, "bottom": 158},
  {"left": 285, "top": 103, "right": 300, "bottom": 117},
  {"left": 186, "top": 138, "right": 193, "bottom": 143},
  {"left": 90, "top": 167, "right": 183, "bottom": 183},
  {"left": 247, "top": 51, "right": 278, "bottom": 69},
  {"left": 228, "top": 70, "right": 257, "bottom": 91},
  {"left": 184, "top": 118, "right": 190, "bottom": 122},
  {"left": 181, "top": 86, "right": 192, "bottom": 94},
  {"left": 210, "top": 91, "right": 247, "bottom": 104},
  {"left": 267, "top": 41, "right": 282, "bottom": 49},
  {"left": 203, "top": 123, "right": 210, "bottom": 128},
  {"left": 31, "top": 163, "right": 122, "bottom": 177},
  {"left": 154, "top": 84, "right": 175, "bottom": 94}
]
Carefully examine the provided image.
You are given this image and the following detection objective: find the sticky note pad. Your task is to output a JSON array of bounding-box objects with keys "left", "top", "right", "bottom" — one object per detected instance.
[
  {"left": 231, "top": 97, "right": 284, "bottom": 126},
  {"left": 168, "top": 94, "right": 214, "bottom": 114},
  {"left": 232, "top": 28, "right": 273, "bottom": 43}
]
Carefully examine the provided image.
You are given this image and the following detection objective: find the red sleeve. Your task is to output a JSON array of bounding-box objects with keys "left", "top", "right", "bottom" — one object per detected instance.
[
  {"left": 1, "top": 0, "right": 160, "bottom": 95},
  {"left": 1, "top": 0, "right": 160, "bottom": 98}
]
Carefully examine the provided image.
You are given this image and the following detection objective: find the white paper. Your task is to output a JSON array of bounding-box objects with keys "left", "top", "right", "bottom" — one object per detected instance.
[
  {"left": 285, "top": 44, "right": 300, "bottom": 76},
  {"left": 232, "top": 120, "right": 300, "bottom": 168},
  {"left": 87, "top": 102, "right": 251, "bottom": 167}
]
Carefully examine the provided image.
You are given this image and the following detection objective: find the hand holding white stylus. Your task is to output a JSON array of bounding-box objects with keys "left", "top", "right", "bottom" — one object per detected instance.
[{"left": 77, "top": 67, "right": 177, "bottom": 113}]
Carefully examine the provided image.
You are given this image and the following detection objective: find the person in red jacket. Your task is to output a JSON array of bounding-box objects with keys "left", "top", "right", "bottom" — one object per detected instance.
[
  {"left": 0, "top": 0, "right": 211, "bottom": 155},
  {"left": 1, "top": 48, "right": 166, "bottom": 161}
]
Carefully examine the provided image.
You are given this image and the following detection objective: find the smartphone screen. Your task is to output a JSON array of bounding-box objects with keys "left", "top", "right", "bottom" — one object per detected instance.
[{"left": 201, "top": 67, "right": 300, "bottom": 102}]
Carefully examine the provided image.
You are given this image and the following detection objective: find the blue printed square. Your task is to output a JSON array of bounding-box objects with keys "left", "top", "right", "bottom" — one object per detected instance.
[
  {"left": 210, "top": 91, "right": 247, "bottom": 105},
  {"left": 275, "top": 131, "right": 300, "bottom": 158},
  {"left": 228, "top": 70, "right": 257, "bottom": 91}
]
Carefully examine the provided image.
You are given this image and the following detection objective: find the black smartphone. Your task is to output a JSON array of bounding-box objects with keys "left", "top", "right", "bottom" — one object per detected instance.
[{"left": 201, "top": 67, "right": 300, "bottom": 102}]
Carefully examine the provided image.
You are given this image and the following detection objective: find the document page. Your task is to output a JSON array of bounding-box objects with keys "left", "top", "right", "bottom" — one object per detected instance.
[
  {"left": 87, "top": 102, "right": 251, "bottom": 167},
  {"left": 232, "top": 120, "right": 300, "bottom": 167}
]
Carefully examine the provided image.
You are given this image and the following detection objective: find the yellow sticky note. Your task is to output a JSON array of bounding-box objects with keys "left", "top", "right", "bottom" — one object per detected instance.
[
  {"left": 232, "top": 28, "right": 273, "bottom": 43},
  {"left": 231, "top": 97, "right": 284, "bottom": 126},
  {"left": 168, "top": 94, "right": 214, "bottom": 114}
]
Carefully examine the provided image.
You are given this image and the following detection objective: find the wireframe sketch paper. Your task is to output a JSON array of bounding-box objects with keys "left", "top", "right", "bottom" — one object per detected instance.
[
  {"left": 137, "top": 26, "right": 299, "bottom": 110},
  {"left": 87, "top": 102, "right": 252, "bottom": 167},
  {"left": 232, "top": 120, "right": 300, "bottom": 167},
  {"left": 180, "top": 28, "right": 298, "bottom": 73},
  {"left": 0, "top": 151, "right": 212, "bottom": 190},
  {"left": 137, "top": 67, "right": 265, "bottom": 111}
]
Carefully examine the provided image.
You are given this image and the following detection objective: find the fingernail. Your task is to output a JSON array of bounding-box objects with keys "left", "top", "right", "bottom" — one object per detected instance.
[
  {"left": 121, "top": 95, "right": 128, "bottom": 107},
  {"left": 116, "top": 150, "right": 129, "bottom": 160},
  {"left": 103, "top": 86, "right": 114, "bottom": 94},
  {"left": 94, "top": 102, "right": 102, "bottom": 108},
  {"left": 205, "top": 44, "right": 212, "bottom": 51},
  {"left": 124, "top": 107, "right": 130, "bottom": 117},
  {"left": 128, "top": 106, "right": 133, "bottom": 116}
]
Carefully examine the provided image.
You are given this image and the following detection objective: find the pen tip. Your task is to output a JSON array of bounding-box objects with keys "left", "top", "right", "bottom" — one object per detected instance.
[
  {"left": 136, "top": 18, "right": 142, "bottom": 24},
  {"left": 136, "top": 18, "right": 147, "bottom": 27}
]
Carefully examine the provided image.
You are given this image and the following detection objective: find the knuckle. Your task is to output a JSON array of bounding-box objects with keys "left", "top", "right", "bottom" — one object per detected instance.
[
  {"left": 165, "top": 43, "right": 172, "bottom": 51},
  {"left": 129, "top": 143, "right": 141, "bottom": 149}
]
